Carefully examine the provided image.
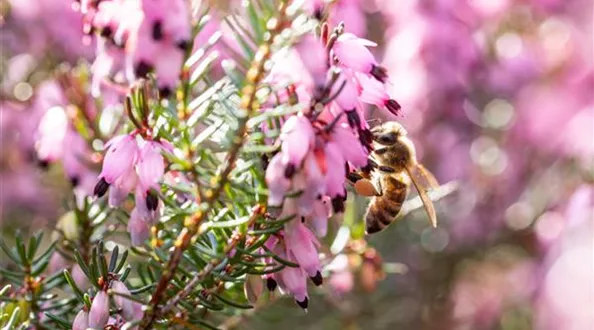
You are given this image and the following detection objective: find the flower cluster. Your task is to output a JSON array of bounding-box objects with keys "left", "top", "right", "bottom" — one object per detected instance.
[
  {"left": 32, "top": 80, "right": 98, "bottom": 196},
  {"left": 260, "top": 26, "right": 401, "bottom": 306},
  {"left": 73, "top": 280, "right": 142, "bottom": 330},
  {"left": 94, "top": 132, "right": 170, "bottom": 245},
  {"left": 78, "top": 0, "right": 191, "bottom": 96}
]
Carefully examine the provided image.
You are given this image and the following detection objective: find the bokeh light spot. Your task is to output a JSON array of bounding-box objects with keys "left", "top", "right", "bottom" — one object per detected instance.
[
  {"left": 496, "top": 33, "right": 523, "bottom": 59},
  {"left": 421, "top": 227, "right": 449, "bottom": 253},
  {"left": 484, "top": 99, "right": 515, "bottom": 129},
  {"left": 13, "top": 82, "right": 33, "bottom": 101},
  {"left": 505, "top": 202, "right": 535, "bottom": 230}
]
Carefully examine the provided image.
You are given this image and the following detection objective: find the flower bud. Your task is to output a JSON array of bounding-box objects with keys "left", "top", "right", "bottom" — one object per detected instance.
[
  {"left": 72, "top": 310, "right": 89, "bottom": 330},
  {"left": 111, "top": 280, "right": 138, "bottom": 320},
  {"left": 89, "top": 291, "right": 110, "bottom": 329},
  {"left": 128, "top": 207, "right": 151, "bottom": 246},
  {"left": 72, "top": 264, "right": 91, "bottom": 291}
]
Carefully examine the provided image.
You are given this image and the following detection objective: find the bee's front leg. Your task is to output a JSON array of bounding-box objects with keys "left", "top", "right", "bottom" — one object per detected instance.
[{"left": 378, "top": 165, "right": 396, "bottom": 173}]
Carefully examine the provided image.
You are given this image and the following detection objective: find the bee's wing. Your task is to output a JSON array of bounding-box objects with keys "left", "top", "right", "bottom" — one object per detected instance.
[
  {"left": 405, "top": 165, "right": 438, "bottom": 228},
  {"left": 414, "top": 164, "right": 439, "bottom": 189}
]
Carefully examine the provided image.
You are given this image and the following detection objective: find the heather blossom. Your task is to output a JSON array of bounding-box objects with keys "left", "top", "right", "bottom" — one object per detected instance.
[{"left": 79, "top": 0, "right": 191, "bottom": 97}]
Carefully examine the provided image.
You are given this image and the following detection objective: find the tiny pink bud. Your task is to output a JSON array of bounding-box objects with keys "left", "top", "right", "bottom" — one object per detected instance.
[
  {"left": 112, "top": 280, "right": 139, "bottom": 320},
  {"left": 72, "top": 264, "right": 90, "bottom": 292},
  {"left": 89, "top": 291, "right": 110, "bottom": 329},
  {"left": 72, "top": 310, "right": 89, "bottom": 330}
]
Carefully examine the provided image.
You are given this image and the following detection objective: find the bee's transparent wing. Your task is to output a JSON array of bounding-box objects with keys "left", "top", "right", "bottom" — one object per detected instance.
[{"left": 405, "top": 165, "right": 438, "bottom": 227}]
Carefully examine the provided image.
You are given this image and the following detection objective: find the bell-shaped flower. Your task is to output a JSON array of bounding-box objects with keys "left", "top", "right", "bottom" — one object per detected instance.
[
  {"left": 72, "top": 310, "right": 89, "bottom": 330},
  {"left": 136, "top": 140, "right": 166, "bottom": 211},
  {"left": 128, "top": 205, "right": 151, "bottom": 246},
  {"left": 355, "top": 73, "right": 401, "bottom": 116},
  {"left": 322, "top": 141, "right": 346, "bottom": 198},
  {"left": 295, "top": 154, "right": 325, "bottom": 216},
  {"left": 278, "top": 251, "right": 309, "bottom": 309},
  {"left": 333, "top": 71, "right": 360, "bottom": 112},
  {"left": 108, "top": 167, "right": 138, "bottom": 208},
  {"left": 333, "top": 33, "right": 378, "bottom": 75},
  {"left": 309, "top": 196, "right": 331, "bottom": 237},
  {"left": 89, "top": 291, "right": 110, "bottom": 329},
  {"left": 111, "top": 280, "right": 141, "bottom": 321},
  {"left": 284, "top": 221, "right": 322, "bottom": 281},
  {"left": 280, "top": 115, "right": 315, "bottom": 169},
  {"left": 331, "top": 123, "right": 369, "bottom": 167},
  {"left": 98, "top": 134, "right": 138, "bottom": 185},
  {"left": 295, "top": 35, "right": 328, "bottom": 88},
  {"left": 265, "top": 153, "right": 291, "bottom": 207},
  {"left": 62, "top": 130, "right": 91, "bottom": 186}
]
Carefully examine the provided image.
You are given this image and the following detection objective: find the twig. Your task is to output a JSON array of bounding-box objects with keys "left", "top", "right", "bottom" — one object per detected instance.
[
  {"left": 161, "top": 205, "right": 264, "bottom": 314},
  {"left": 138, "top": 2, "right": 291, "bottom": 328}
]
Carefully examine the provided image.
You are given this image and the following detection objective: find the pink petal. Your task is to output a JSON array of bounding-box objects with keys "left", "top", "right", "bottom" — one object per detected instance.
[
  {"left": 323, "top": 142, "right": 347, "bottom": 198},
  {"left": 265, "top": 153, "right": 291, "bottom": 206},
  {"left": 331, "top": 124, "right": 369, "bottom": 167},
  {"left": 280, "top": 115, "right": 315, "bottom": 167}
]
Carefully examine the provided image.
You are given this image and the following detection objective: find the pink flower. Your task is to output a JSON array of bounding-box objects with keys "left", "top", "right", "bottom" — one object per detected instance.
[
  {"left": 333, "top": 33, "right": 387, "bottom": 82},
  {"left": 280, "top": 115, "right": 315, "bottom": 169},
  {"left": 95, "top": 134, "right": 138, "bottom": 196},
  {"left": 112, "top": 280, "right": 142, "bottom": 321},
  {"left": 128, "top": 206, "right": 151, "bottom": 246},
  {"left": 136, "top": 141, "right": 166, "bottom": 211},
  {"left": 89, "top": 291, "right": 110, "bottom": 329},
  {"left": 277, "top": 252, "right": 309, "bottom": 309},
  {"left": 285, "top": 221, "right": 322, "bottom": 282},
  {"left": 265, "top": 153, "right": 291, "bottom": 206},
  {"left": 295, "top": 35, "right": 328, "bottom": 87},
  {"left": 108, "top": 167, "right": 138, "bottom": 207},
  {"left": 323, "top": 141, "right": 346, "bottom": 198},
  {"left": 72, "top": 264, "right": 91, "bottom": 291},
  {"left": 309, "top": 196, "right": 331, "bottom": 237},
  {"left": 72, "top": 310, "right": 89, "bottom": 330},
  {"left": 355, "top": 72, "right": 401, "bottom": 116},
  {"left": 331, "top": 123, "right": 368, "bottom": 167}
]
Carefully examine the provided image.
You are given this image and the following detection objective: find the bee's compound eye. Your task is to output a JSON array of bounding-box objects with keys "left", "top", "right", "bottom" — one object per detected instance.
[{"left": 375, "top": 132, "right": 397, "bottom": 145}]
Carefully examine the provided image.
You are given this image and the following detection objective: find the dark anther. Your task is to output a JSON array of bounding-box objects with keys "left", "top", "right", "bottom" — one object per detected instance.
[
  {"left": 176, "top": 40, "right": 190, "bottom": 52},
  {"left": 158, "top": 87, "right": 171, "bottom": 99},
  {"left": 70, "top": 176, "right": 80, "bottom": 187},
  {"left": 94, "top": 177, "right": 110, "bottom": 197},
  {"left": 295, "top": 297, "right": 309, "bottom": 310},
  {"left": 266, "top": 278, "right": 277, "bottom": 291},
  {"left": 37, "top": 159, "right": 50, "bottom": 169},
  {"left": 331, "top": 197, "right": 345, "bottom": 213},
  {"left": 152, "top": 20, "right": 164, "bottom": 41},
  {"left": 310, "top": 271, "right": 323, "bottom": 286},
  {"left": 100, "top": 26, "right": 113, "bottom": 38},
  {"left": 346, "top": 110, "right": 361, "bottom": 129},
  {"left": 284, "top": 164, "right": 296, "bottom": 178},
  {"left": 134, "top": 61, "right": 153, "bottom": 78},
  {"left": 385, "top": 99, "right": 402, "bottom": 116},
  {"left": 370, "top": 64, "right": 388, "bottom": 83},
  {"left": 301, "top": 216, "right": 305, "bottom": 223},
  {"left": 146, "top": 191, "right": 159, "bottom": 211},
  {"left": 313, "top": 7, "right": 323, "bottom": 20}
]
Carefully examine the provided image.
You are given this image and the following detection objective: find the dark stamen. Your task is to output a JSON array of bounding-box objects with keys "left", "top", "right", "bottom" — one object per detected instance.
[
  {"left": 370, "top": 65, "right": 388, "bottom": 83},
  {"left": 158, "top": 87, "right": 171, "bottom": 99},
  {"left": 152, "top": 21, "right": 164, "bottom": 41},
  {"left": 284, "top": 164, "right": 296, "bottom": 178},
  {"left": 266, "top": 278, "right": 277, "bottom": 291},
  {"left": 70, "top": 176, "right": 80, "bottom": 187},
  {"left": 134, "top": 61, "right": 153, "bottom": 78},
  {"left": 94, "top": 177, "right": 110, "bottom": 197},
  {"left": 295, "top": 297, "right": 309, "bottom": 309},
  {"left": 146, "top": 191, "right": 159, "bottom": 211},
  {"left": 176, "top": 40, "right": 190, "bottom": 52},
  {"left": 310, "top": 271, "right": 323, "bottom": 286},
  {"left": 385, "top": 99, "right": 402, "bottom": 116}
]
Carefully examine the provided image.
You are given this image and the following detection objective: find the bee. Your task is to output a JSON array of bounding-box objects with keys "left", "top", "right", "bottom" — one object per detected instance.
[{"left": 348, "top": 121, "right": 439, "bottom": 234}]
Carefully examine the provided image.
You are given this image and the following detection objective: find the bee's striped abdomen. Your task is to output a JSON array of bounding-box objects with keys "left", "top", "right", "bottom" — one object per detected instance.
[{"left": 364, "top": 176, "right": 408, "bottom": 234}]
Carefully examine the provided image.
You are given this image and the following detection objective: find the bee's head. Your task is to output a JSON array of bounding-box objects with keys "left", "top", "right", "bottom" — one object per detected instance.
[{"left": 371, "top": 121, "right": 407, "bottom": 146}]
